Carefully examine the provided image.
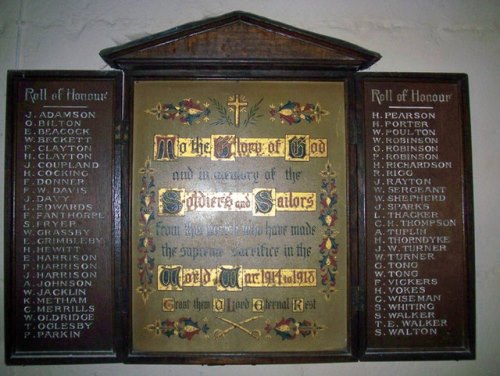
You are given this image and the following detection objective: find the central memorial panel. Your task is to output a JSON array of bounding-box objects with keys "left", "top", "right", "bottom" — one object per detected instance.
[{"left": 130, "top": 80, "right": 350, "bottom": 355}]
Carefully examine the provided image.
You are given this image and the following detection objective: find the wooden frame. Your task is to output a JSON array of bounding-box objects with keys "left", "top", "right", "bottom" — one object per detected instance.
[
  {"left": 4, "top": 12, "right": 475, "bottom": 365},
  {"left": 4, "top": 71, "right": 123, "bottom": 364},
  {"left": 103, "top": 11, "right": 380, "bottom": 363},
  {"left": 356, "top": 73, "right": 475, "bottom": 360},
  {"left": 123, "top": 74, "right": 356, "bottom": 363}
]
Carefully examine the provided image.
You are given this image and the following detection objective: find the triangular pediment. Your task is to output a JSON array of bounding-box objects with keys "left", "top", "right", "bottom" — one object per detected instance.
[{"left": 100, "top": 11, "right": 380, "bottom": 71}]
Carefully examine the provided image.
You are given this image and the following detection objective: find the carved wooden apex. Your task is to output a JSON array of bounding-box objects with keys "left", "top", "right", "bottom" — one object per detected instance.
[{"left": 100, "top": 11, "right": 381, "bottom": 71}]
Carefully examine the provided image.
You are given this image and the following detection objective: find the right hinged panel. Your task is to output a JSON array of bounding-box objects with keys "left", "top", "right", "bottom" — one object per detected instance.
[{"left": 356, "top": 73, "right": 475, "bottom": 360}]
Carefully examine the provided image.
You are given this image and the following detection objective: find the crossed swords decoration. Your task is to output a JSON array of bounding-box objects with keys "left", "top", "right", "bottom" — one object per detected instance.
[{"left": 214, "top": 315, "right": 262, "bottom": 339}]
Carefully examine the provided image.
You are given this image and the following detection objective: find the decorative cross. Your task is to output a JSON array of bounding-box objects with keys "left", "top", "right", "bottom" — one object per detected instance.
[{"left": 227, "top": 94, "right": 248, "bottom": 126}]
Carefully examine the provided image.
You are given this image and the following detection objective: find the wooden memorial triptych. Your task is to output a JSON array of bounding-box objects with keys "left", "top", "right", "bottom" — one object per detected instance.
[{"left": 4, "top": 12, "right": 474, "bottom": 364}]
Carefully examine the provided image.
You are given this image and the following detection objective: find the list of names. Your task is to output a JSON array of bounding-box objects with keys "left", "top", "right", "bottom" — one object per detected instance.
[
  {"left": 364, "top": 81, "right": 468, "bottom": 349},
  {"left": 12, "top": 78, "right": 115, "bottom": 352}
]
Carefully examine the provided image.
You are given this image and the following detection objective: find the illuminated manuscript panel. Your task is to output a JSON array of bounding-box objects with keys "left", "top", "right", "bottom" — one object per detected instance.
[{"left": 131, "top": 81, "right": 348, "bottom": 354}]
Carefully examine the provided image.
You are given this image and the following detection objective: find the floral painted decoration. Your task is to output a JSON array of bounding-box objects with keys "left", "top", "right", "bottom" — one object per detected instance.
[
  {"left": 269, "top": 101, "right": 329, "bottom": 125},
  {"left": 318, "top": 161, "right": 340, "bottom": 298},
  {"left": 137, "top": 157, "right": 156, "bottom": 303},
  {"left": 265, "top": 317, "right": 325, "bottom": 340},
  {"left": 145, "top": 317, "right": 209, "bottom": 340},
  {"left": 146, "top": 99, "right": 210, "bottom": 125}
]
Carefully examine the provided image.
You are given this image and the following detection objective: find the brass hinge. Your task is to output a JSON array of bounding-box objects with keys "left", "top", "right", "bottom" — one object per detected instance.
[
  {"left": 114, "top": 120, "right": 129, "bottom": 142},
  {"left": 352, "top": 286, "right": 365, "bottom": 312}
]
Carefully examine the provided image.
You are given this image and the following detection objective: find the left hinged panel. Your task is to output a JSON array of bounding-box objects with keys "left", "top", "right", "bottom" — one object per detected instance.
[{"left": 4, "top": 70, "right": 124, "bottom": 364}]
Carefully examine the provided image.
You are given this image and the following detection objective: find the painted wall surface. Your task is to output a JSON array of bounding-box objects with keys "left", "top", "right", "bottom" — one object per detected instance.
[{"left": 0, "top": 1, "right": 498, "bottom": 375}]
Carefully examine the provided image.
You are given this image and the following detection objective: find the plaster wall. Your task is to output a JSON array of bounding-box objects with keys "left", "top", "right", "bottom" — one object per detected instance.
[{"left": 0, "top": 1, "right": 498, "bottom": 375}]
